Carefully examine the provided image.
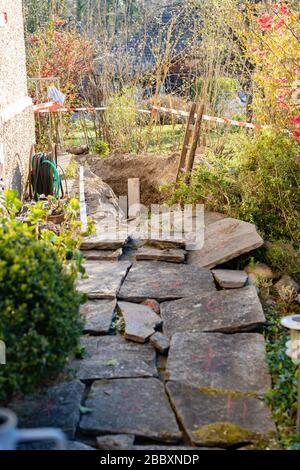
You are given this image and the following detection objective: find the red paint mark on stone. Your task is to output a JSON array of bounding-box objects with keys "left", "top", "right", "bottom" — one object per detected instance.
[
  {"left": 204, "top": 345, "right": 215, "bottom": 371},
  {"left": 226, "top": 396, "right": 233, "bottom": 417},
  {"left": 242, "top": 400, "right": 248, "bottom": 420}
]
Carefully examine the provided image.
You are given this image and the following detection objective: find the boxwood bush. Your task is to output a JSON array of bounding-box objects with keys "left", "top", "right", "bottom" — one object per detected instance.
[{"left": 0, "top": 211, "right": 83, "bottom": 402}]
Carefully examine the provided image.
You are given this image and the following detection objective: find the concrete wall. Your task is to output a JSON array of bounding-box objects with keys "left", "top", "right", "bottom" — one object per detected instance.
[{"left": 0, "top": 0, "right": 35, "bottom": 194}]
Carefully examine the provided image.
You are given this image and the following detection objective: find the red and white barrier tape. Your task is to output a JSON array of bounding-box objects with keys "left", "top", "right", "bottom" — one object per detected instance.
[
  {"left": 34, "top": 101, "right": 264, "bottom": 129},
  {"left": 151, "top": 105, "right": 265, "bottom": 130}
]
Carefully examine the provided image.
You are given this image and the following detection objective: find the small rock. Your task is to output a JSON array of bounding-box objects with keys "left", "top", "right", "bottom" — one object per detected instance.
[
  {"left": 118, "top": 301, "right": 162, "bottom": 343},
  {"left": 212, "top": 270, "right": 248, "bottom": 289},
  {"left": 142, "top": 299, "right": 161, "bottom": 315},
  {"left": 245, "top": 263, "right": 275, "bottom": 284},
  {"left": 150, "top": 332, "right": 170, "bottom": 355},
  {"left": 96, "top": 435, "right": 135, "bottom": 450},
  {"left": 274, "top": 275, "right": 300, "bottom": 302},
  {"left": 66, "top": 145, "right": 89, "bottom": 155}
]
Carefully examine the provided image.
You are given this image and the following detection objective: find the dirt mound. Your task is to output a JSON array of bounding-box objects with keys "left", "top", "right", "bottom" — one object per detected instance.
[{"left": 77, "top": 153, "right": 179, "bottom": 206}]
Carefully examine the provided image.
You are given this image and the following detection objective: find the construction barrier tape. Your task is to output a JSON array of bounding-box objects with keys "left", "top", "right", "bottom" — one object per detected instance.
[{"left": 33, "top": 101, "right": 265, "bottom": 130}]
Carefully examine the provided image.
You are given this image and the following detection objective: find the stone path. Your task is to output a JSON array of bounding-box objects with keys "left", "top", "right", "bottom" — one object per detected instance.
[{"left": 10, "top": 166, "right": 275, "bottom": 450}]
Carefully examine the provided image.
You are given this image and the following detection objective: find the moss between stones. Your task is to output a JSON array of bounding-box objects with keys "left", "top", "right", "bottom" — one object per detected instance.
[
  {"left": 191, "top": 422, "right": 257, "bottom": 445},
  {"left": 191, "top": 422, "right": 276, "bottom": 449},
  {"left": 198, "top": 387, "right": 258, "bottom": 398}
]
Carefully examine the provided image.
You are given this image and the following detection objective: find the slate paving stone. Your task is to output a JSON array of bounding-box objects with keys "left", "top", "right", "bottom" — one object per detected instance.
[
  {"left": 80, "top": 233, "right": 128, "bottom": 250},
  {"left": 82, "top": 249, "right": 122, "bottom": 261},
  {"left": 166, "top": 333, "right": 271, "bottom": 394},
  {"left": 150, "top": 332, "right": 170, "bottom": 355},
  {"left": 118, "top": 301, "right": 162, "bottom": 343},
  {"left": 166, "top": 382, "right": 276, "bottom": 447},
  {"left": 138, "top": 235, "right": 186, "bottom": 250},
  {"left": 79, "top": 378, "right": 182, "bottom": 443},
  {"left": 71, "top": 335, "right": 157, "bottom": 381},
  {"left": 161, "top": 286, "right": 266, "bottom": 336},
  {"left": 81, "top": 299, "right": 117, "bottom": 335},
  {"left": 118, "top": 262, "right": 216, "bottom": 302},
  {"left": 187, "top": 218, "right": 264, "bottom": 269},
  {"left": 67, "top": 441, "right": 96, "bottom": 451},
  {"left": 212, "top": 270, "right": 248, "bottom": 289},
  {"left": 77, "top": 261, "right": 131, "bottom": 299},
  {"left": 136, "top": 247, "right": 186, "bottom": 264},
  {"left": 9, "top": 381, "right": 85, "bottom": 438},
  {"left": 97, "top": 434, "right": 135, "bottom": 450}
]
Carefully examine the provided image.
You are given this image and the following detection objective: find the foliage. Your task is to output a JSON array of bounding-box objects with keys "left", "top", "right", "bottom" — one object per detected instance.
[
  {"left": 266, "top": 242, "right": 300, "bottom": 278},
  {"left": 192, "top": 76, "right": 238, "bottom": 110},
  {"left": 242, "top": 1, "right": 300, "bottom": 134},
  {"left": 0, "top": 191, "right": 84, "bottom": 402},
  {"left": 263, "top": 304, "right": 300, "bottom": 449},
  {"left": 26, "top": 22, "right": 94, "bottom": 106},
  {"left": 105, "top": 87, "right": 149, "bottom": 153},
  {"left": 94, "top": 140, "right": 110, "bottom": 157},
  {"left": 168, "top": 129, "right": 300, "bottom": 244}
]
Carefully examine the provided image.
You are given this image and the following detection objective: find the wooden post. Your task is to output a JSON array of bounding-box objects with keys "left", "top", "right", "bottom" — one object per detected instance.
[
  {"left": 128, "top": 178, "right": 141, "bottom": 218},
  {"left": 185, "top": 102, "right": 205, "bottom": 184},
  {"left": 79, "top": 166, "right": 87, "bottom": 233},
  {"left": 176, "top": 102, "right": 197, "bottom": 182}
]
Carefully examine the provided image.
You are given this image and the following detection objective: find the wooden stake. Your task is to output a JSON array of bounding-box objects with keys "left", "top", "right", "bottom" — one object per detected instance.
[
  {"left": 185, "top": 102, "right": 205, "bottom": 184},
  {"left": 176, "top": 102, "right": 197, "bottom": 182},
  {"left": 128, "top": 178, "right": 141, "bottom": 218}
]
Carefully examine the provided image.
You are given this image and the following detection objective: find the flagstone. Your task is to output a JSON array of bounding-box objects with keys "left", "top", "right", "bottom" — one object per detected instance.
[
  {"left": 136, "top": 247, "right": 186, "bottom": 263},
  {"left": 79, "top": 378, "right": 181, "bottom": 443},
  {"left": 81, "top": 299, "right": 117, "bottom": 335},
  {"left": 80, "top": 232, "right": 128, "bottom": 250},
  {"left": 187, "top": 218, "right": 263, "bottom": 269},
  {"left": 166, "top": 333, "right": 271, "bottom": 394},
  {"left": 118, "top": 262, "right": 216, "bottom": 302},
  {"left": 166, "top": 381, "right": 276, "bottom": 447},
  {"left": 118, "top": 301, "right": 162, "bottom": 343},
  {"left": 77, "top": 261, "right": 131, "bottom": 299},
  {"left": 161, "top": 286, "right": 266, "bottom": 336},
  {"left": 71, "top": 335, "right": 157, "bottom": 381},
  {"left": 9, "top": 381, "right": 85, "bottom": 438},
  {"left": 212, "top": 270, "right": 248, "bottom": 289},
  {"left": 82, "top": 249, "right": 122, "bottom": 261}
]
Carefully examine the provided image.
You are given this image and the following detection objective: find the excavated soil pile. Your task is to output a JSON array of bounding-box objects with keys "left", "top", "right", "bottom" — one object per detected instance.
[{"left": 76, "top": 153, "right": 179, "bottom": 206}]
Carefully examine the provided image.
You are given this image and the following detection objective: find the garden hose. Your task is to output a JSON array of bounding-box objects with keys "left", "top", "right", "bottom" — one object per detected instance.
[{"left": 31, "top": 153, "right": 61, "bottom": 199}]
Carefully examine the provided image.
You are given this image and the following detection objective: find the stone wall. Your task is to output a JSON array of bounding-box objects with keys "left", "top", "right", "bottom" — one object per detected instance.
[{"left": 0, "top": 0, "right": 35, "bottom": 194}]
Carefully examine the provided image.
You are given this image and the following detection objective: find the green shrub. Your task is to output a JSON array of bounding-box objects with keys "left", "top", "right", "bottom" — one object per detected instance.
[
  {"left": 0, "top": 192, "right": 84, "bottom": 402},
  {"left": 168, "top": 130, "right": 300, "bottom": 245},
  {"left": 265, "top": 242, "right": 300, "bottom": 278},
  {"left": 94, "top": 139, "right": 110, "bottom": 157}
]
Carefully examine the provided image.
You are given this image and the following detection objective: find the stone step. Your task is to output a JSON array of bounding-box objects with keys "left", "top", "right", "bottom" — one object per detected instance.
[
  {"left": 77, "top": 261, "right": 131, "bottom": 299},
  {"left": 79, "top": 378, "right": 182, "bottom": 443},
  {"left": 136, "top": 246, "right": 186, "bottom": 263},
  {"left": 166, "top": 381, "right": 276, "bottom": 448},
  {"left": 161, "top": 286, "right": 266, "bottom": 336},
  {"left": 118, "top": 261, "right": 216, "bottom": 302},
  {"left": 187, "top": 218, "right": 264, "bottom": 269},
  {"left": 81, "top": 299, "right": 117, "bottom": 335},
  {"left": 166, "top": 333, "right": 271, "bottom": 395},
  {"left": 71, "top": 335, "right": 157, "bottom": 382},
  {"left": 82, "top": 248, "right": 122, "bottom": 261},
  {"left": 212, "top": 269, "right": 248, "bottom": 289}
]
